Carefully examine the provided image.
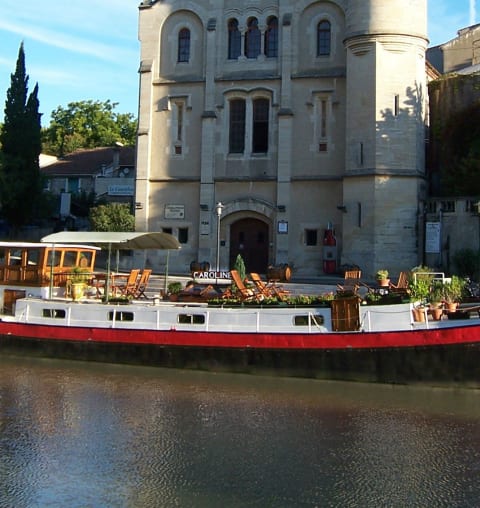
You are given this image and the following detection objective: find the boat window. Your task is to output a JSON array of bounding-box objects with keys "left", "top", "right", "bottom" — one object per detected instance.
[
  {"left": 294, "top": 314, "right": 325, "bottom": 326},
  {"left": 178, "top": 314, "right": 205, "bottom": 325},
  {"left": 42, "top": 308, "right": 66, "bottom": 319},
  {"left": 63, "top": 251, "right": 77, "bottom": 267},
  {"left": 79, "top": 251, "right": 92, "bottom": 267},
  {"left": 46, "top": 250, "right": 61, "bottom": 267},
  {"left": 0, "top": 249, "right": 5, "bottom": 265},
  {"left": 108, "top": 311, "right": 134, "bottom": 322},
  {"left": 8, "top": 249, "right": 22, "bottom": 266},
  {"left": 26, "top": 249, "right": 39, "bottom": 265}
]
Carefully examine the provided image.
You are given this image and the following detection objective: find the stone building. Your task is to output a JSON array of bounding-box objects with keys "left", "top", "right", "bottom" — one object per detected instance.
[
  {"left": 41, "top": 146, "right": 135, "bottom": 218},
  {"left": 425, "top": 25, "right": 480, "bottom": 274},
  {"left": 41, "top": 146, "right": 135, "bottom": 200},
  {"left": 427, "top": 23, "right": 480, "bottom": 74},
  {"left": 135, "top": 0, "right": 428, "bottom": 278}
]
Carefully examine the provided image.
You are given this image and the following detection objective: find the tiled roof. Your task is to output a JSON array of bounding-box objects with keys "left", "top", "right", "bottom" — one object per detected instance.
[{"left": 41, "top": 146, "right": 135, "bottom": 177}]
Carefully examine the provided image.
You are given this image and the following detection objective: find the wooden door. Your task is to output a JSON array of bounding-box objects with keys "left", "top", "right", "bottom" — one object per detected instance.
[
  {"left": 3, "top": 289, "right": 26, "bottom": 315},
  {"left": 229, "top": 219, "right": 269, "bottom": 274}
]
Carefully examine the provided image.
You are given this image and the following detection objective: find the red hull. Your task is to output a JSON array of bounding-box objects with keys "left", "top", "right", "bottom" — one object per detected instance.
[
  {"left": 1, "top": 320, "right": 480, "bottom": 350},
  {"left": 2, "top": 320, "right": 480, "bottom": 385}
]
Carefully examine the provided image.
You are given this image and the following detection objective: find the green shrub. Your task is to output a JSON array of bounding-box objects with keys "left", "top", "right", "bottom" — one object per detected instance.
[
  {"left": 167, "top": 281, "right": 183, "bottom": 294},
  {"left": 452, "top": 248, "right": 480, "bottom": 279},
  {"left": 233, "top": 254, "right": 246, "bottom": 281}
]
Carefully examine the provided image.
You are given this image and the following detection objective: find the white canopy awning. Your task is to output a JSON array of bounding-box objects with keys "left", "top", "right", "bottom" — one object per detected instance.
[
  {"left": 0, "top": 241, "right": 101, "bottom": 250},
  {"left": 41, "top": 231, "right": 181, "bottom": 250}
]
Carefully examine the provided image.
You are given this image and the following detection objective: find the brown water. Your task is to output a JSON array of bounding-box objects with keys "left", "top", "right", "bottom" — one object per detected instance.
[{"left": 0, "top": 355, "right": 479, "bottom": 507}]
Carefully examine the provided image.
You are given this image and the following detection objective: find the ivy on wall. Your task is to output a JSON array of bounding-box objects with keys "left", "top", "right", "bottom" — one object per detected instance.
[{"left": 429, "top": 74, "right": 480, "bottom": 195}]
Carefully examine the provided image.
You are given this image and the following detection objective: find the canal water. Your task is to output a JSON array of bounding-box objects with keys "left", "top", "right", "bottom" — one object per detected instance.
[{"left": 1, "top": 355, "right": 479, "bottom": 508}]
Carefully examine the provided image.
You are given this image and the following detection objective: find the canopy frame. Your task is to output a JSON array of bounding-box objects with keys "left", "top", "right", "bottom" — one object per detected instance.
[{"left": 41, "top": 232, "right": 181, "bottom": 301}]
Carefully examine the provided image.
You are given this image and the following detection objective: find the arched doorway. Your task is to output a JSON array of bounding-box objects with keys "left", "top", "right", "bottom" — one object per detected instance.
[{"left": 229, "top": 218, "right": 269, "bottom": 274}]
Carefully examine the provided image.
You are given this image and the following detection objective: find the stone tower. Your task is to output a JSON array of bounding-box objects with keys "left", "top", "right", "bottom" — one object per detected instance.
[{"left": 342, "top": 0, "right": 428, "bottom": 274}]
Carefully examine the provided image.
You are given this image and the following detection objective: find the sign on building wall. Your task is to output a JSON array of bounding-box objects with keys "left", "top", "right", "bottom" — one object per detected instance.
[
  {"left": 200, "top": 220, "right": 210, "bottom": 235},
  {"left": 108, "top": 185, "right": 134, "bottom": 196},
  {"left": 165, "top": 204, "right": 185, "bottom": 219},
  {"left": 425, "top": 222, "right": 441, "bottom": 253},
  {"left": 278, "top": 220, "right": 288, "bottom": 234}
]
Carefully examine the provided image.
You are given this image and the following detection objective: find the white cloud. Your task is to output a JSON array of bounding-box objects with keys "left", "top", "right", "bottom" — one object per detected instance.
[{"left": 0, "top": 18, "right": 137, "bottom": 64}]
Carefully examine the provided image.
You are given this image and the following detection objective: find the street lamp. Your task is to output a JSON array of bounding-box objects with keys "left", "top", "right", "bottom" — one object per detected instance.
[{"left": 215, "top": 202, "right": 224, "bottom": 273}]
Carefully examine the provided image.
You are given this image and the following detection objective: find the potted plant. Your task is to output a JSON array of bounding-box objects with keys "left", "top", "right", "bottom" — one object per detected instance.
[
  {"left": 429, "top": 281, "right": 444, "bottom": 320},
  {"left": 69, "top": 266, "right": 90, "bottom": 300},
  {"left": 408, "top": 274, "right": 432, "bottom": 322},
  {"left": 375, "top": 269, "right": 390, "bottom": 287},
  {"left": 442, "top": 275, "right": 466, "bottom": 312},
  {"left": 167, "top": 281, "right": 183, "bottom": 301}
]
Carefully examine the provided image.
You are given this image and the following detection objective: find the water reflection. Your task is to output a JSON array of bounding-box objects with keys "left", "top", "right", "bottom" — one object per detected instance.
[{"left": 0, "top": 355, "right": 479, "bottom": 507}]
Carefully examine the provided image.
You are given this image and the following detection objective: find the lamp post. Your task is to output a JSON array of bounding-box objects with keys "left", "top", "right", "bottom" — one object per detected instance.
[{"left": 215, "top": 202, "right": 224, "bottom": 273}]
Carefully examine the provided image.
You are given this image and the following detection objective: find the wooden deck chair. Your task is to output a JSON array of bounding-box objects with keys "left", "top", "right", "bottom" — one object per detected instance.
[
  {"left": 179, "top": 283, "right": 219, "bottom": 302},
  {"left": 133, "top": 269, "right": 152, "bottom": 299},
  {"left": 389, "top": 271, "right": 410, "bottom": 289},
  {"left": 336, "top": 269, "right": 362, "bottom": 296},
  {"left": 389, "top": 271, "right": 411, "bottom": 296},
  {"left": 229, "top": 269, "right": 258, "bottom": 301},
  {"left": 116, "top": 269, "right": 140, "bottom": 297},
  {"left": 249, "top": 272, "right": 289, "bottom": 299}
]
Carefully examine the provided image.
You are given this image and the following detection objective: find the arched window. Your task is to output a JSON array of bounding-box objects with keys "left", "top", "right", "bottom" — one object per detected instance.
[
  {"left": 229, "top": 99, "right": 246, "bottom": 153},
  {"left": 178, "top": 28, "right": 190, "bottom": 62},
  {"left": 264, "top": 17, "right": 278, "bottom": 57},
  {"left": 245, "top": 17, "right": 261, "bottom": 59},
  {"left": 317, "top": 20, "right": 331, "bottom": 56},
  {"left": 228, "top": 96, "right": 270, "bottom": 155},
  {"left": 252, "top": 98, "right": 269, "bottom": 153},
  {"left": 228, "top": 19, "right": 241, "bottom": 59}
]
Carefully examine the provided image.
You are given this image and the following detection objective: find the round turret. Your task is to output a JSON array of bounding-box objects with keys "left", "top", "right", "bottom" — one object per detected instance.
[{"left": 345, "top": 0, "right": 427, "bottom": 42}]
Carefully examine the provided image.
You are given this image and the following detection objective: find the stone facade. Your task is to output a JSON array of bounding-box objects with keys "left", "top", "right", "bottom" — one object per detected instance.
[
  {"left": 427, "top": 23, "right": 480, "bottom": 74},
  {"left": 135, "top": 0, "right": 428, "bottom": 278}
]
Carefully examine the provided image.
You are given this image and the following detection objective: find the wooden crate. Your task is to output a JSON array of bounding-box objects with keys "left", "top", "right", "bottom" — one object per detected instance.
[{"left": 331, "top": 297, "right": 360, "bottom": 331}]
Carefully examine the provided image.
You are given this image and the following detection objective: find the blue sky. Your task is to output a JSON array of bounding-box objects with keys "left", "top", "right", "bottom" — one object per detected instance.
[{"left": 0, "top": 0, "right": 476, "bottom": 126}]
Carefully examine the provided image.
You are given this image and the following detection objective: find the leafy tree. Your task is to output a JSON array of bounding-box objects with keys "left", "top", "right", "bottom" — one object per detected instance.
[
  {"left": 439, "top": 103, "right": 480, "bottom": 195},
  {"left": 0, "top": 43, "right": 43, "bottom": 232},
  {"left": 42, "top": 100, "right": 137, "bottom": 156},
  {"left": 70, "top": 190, "right": 99, "bottom": 218},
  {"left": 89, "top": 203, "right": 135, "bottom": 232}
]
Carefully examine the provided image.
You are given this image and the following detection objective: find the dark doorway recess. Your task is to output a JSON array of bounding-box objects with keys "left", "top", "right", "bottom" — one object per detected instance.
[{"left": 229, "top": 218, "right": 269, "bottom": 274}]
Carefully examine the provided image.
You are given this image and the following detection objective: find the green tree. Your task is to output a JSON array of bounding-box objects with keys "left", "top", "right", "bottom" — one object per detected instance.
[
  {"left": 70, "top": 190, "right": 99, "bottom": 218},
  {"left": 89, "top": 203, "right": 135, "bottom": 232},
  {"left": 439, "top": 103, "right": 480, "bottom": 195},
  {"left": 42, "top": 100, "right": 137, "bottom": 156},
  {"left": 0, "top": 43, "right": 43, "bottom": 232},
  {"left": 233, "top": 254, "right": 246, "bottom": 281}
]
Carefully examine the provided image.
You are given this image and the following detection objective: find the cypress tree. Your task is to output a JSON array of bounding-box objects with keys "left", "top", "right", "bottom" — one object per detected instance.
[{"left": 0, "top": 43, "right": 43, "bottom": 233}]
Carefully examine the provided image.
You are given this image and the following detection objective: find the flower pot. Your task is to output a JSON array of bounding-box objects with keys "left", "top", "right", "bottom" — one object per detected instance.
[
  {"left": 412, "top": 307, "right": 426, "bottom": 322},
  {"left": 429, "top": 307, "right": 443, "bottom": 321},
  {"left": 71, "top": 283, "right": 85, "bottom": 301},
  {"left": 377, "top": 278, "right": 390, "bottom": 287},
  {"left": 445, "top": 302, "right": 458, "bottom": 312}
]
